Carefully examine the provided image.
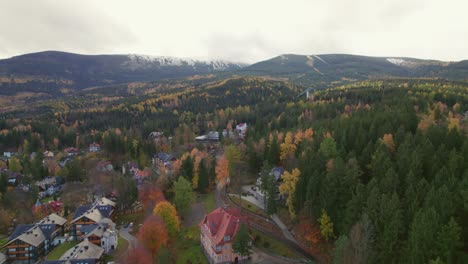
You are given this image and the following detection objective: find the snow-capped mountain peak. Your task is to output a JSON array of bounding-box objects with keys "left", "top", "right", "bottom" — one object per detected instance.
[{"left": 125, "top": 54, "right": 246, "bottom": 71}]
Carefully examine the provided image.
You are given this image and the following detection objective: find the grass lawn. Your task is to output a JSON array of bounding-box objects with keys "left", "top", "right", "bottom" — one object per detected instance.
[
  {"left": 173, "top": 226, "right": 208, "bottom": 264},
  {"left": 46, "top": 241, "right": 80, "bottom": 260},
  {"left": 229, "top": 194, "right": 270, "bottom": 218},
  {"left": 200, "top": 192, "right": 215, "bottom": 212},
  {"left": 251, "top": 229, "right": 302, "bottom": 259},
  {"left": 114, "top": 210, "right": 145, "bottom": 226},
  {"left": 40, "top": 196, "right": 55, "bottom": 203},
  {"left": 0, "top": 238, "right": 7, "bottom": 248}
]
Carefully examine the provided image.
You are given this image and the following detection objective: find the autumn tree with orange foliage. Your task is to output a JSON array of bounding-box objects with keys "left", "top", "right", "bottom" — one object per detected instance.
[
  {"left": 139, "top": 185, "right": 165, "bottom": 211},
  {"left": 216, "top": 154, "right": 229, "bottom": 189},
  {"left": 381, "top": 133, "right": 395, "bottom": 152},
  {"left": 296, "top": 216, "right": 323, "bottom": 247},
  {"left": 125, "top": 245, "right": 153, "bottom": 264},
  {"left": 153, "top": 201, "right": 180, "bottom": 237},
  {"left": 137, "top": 215, "right": 169, "bottom": 259}
]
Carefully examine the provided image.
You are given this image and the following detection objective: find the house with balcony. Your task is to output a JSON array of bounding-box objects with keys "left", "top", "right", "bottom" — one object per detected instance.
[
  {"left": 0, "top": 213, "right": 66, "bottom": 263},
  {"left": 80, "top": 221, "right": 118, "bottom": 254},
  {"left": 70, "top": 197, "right": 115, "bottom": 238},
  {"left": 199, "top": 207, "right": 250, "bottom": 264},
  {"left": 43, "top": 239, "right": 104, "bottom": 264},
  {"left": 255, "top": 166, "right": 285, "bottom": 202}
]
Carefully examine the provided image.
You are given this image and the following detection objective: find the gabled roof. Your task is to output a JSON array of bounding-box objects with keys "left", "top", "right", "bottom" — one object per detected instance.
[
  {"left": 73, "top": 205, "right": 92, "bottom": 219},
  {"left": 79, "top": 224, "right": 99, "bottom": 235},
  {"left": 135, "top": 169, "right": 149, "bottom": 178},
  {"left": 71, "top": 208, "right": 103, "bottom": 224},
  {"left": 199, "top": 207, "right": 247, "bottom": 246},
  {"left": 3, "top": 213, "right": 66, "bottom": 249},
  {"left": 60, "top": 239, "right": 104, "bottom": 261},
  {"left": 39, "top": 213, "right": 67, "bottom": 226},
  {"left": 72, "top": 197, "right": 115, "bottom": 224},
  {"left": 0, "top": 252, "right": 6, "bottom": 264},
  {"left": 97, "top": 197, "right": 116, "bottom": 207},
  {"left": 9, "top": 224, "right": 34, "bottom": 241},
  {"left": 271, "top": 167, "right": 285, "bottom": 181},
  {"left": 15, "top": 224, "right": 46, "bottom": 247},
  {"left": 64, "top": 147, "right": 79, "bottom": 153},
  {"left": 155, "top": 152, "right": 175, "bottom": 162},
  {"left": 39, "top": 224, "right": 56, "bottom": 239}
]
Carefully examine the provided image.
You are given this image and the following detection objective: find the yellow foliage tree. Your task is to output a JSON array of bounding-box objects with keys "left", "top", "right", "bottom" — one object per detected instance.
[
  {"left": 280, "top": 132, "right": 297, "bottom": 161},
  {"left": 381, "top": 133, "right": 395, "bottom": 152},
  {"left": 153, "top": 201, "right": 180, "bottom": 237},
  {"left": 319, "top": 209, "right": 334, "bottom": 241},
  {"left": 279, "top": 168, "right": 301, "bottom": 218}
]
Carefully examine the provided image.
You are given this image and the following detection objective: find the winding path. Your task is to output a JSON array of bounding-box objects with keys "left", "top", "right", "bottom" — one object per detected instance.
[{"left": 215, "top": 187, "right": 318, "bottom": 263}]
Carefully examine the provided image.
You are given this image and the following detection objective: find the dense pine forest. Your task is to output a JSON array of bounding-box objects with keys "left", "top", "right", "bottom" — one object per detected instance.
[{"left": 0, "top": 77, "right": 467, "bottom": 263}]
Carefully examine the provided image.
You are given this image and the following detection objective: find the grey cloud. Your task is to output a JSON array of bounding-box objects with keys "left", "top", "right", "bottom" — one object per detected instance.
[{"left": 0, "top": 1, "right": 137, "bottom": 58}]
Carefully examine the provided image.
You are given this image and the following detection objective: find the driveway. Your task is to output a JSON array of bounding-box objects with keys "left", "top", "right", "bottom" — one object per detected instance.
[{"left": 119, "top": 226, "right": 140, "bottom": 250}]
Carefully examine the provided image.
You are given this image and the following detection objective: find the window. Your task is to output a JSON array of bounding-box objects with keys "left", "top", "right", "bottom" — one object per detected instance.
[
  {"left": 216, "top": 246, "right": 222, "bottom": 251},
  {"left": 217, "top": 256, "right": 222, "bottom": 261},
  {"left": 224, "top": 235, "right": 230, "bottom": 241},
  {"left": 225, "top": 244, "right": 229, "bottom": 250}
]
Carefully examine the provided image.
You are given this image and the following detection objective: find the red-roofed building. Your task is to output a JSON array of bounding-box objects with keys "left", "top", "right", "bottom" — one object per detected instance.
[
  {"left": 89, "top": 143, "right": 101, "bottom": 152},
  {"left": 199, "top": 207, "right": 250, "bottom": 264},
  {"left": 64, "top": 147, "right": 79, "bottom": 156},
  {"left": 133, "top": 169, "right": 150, "bottom": 185}
]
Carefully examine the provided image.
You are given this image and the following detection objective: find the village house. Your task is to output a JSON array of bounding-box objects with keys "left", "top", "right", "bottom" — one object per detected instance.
[
  {"left": 64, "top": 147, "right": 79, "bottom": 156},
  {"left": 196, "top": 131, "right": 220, "bottom": 142},
  {"left": 152, "top": 152, "right": 176, "bottom": 168},
  {"left": 80, "top": 221, "right": 118, "bottom": 254},
  {"left": 70, "top": 197, "right": 116, "bottom": 238},
  {"left": 96, "top": 161, "right": 113, "bottom": 172},
  {"left": 235, "top": 123, "right": 248, "bottom": 138},
  {"left": 1, "top": 213, "right": 67, "bottom": 263},
  {"left": 3, "top": 151, "right": 16, "bottom": 158},
  {"left": 123, "top": 161, "right": 139, "bottom": 176},
  {"left": 133, "top": 169, "right": 150, "bottom": 185},
  {"left": 199, "top": 207, "right": 251, "bottom": 264},
  {"left": 43, "top": 151, "right": 54, "bottom": 159},
  {"left": 88, "top": 143, "right": 101, "bottom": 152},
  {"left": 43, "top": 239, "right": 104, "bottom": 264},
  {"left": 36, "top": 177, "right": 63, "bottom": 198},
  {"left": 7, "top": 171, "right": 22, "bottom": 186},
  {"left": 33, "top": 200, "right": 64, "bottom": 216},
  {"left": 255, "top": 167, "right": 284, "bottom": 202},
  {"left": 58, "top": 156, "right": 73, "bottom": 168},
  {"left": 148, "top": 131, "right": 164, "bottom": 140}
]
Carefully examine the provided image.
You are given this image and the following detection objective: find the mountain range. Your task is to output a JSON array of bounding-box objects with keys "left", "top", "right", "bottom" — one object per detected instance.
[
  {"left": 244, "top": 54, "right": 468, "bottom": 86},
  {"left": 1, "top": 51, "right": 468, "bottom": 97},
  {"left": 0, "top": 51, "right": 245, "bottom": 95}
]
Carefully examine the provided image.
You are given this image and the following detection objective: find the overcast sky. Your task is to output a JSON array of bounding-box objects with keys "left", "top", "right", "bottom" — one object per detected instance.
[{"left": 0, "top": 0, "right": 467, "bottom": 63}]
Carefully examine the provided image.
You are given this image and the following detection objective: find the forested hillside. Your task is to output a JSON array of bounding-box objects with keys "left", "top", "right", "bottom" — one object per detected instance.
[
  {"left": 242, "top": 80, "right": 468, "bottom": 263},
  {"left": 0, "top": 77, "right": 466, "bottom": 263}
]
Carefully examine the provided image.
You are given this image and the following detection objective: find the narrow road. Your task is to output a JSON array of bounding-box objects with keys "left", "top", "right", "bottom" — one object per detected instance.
[
  {"left": 119, "top": 226, "right": 140, "bottom": 251},
  {"left": 214, "top": 187, "right": 318, "bottom": 263}
]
